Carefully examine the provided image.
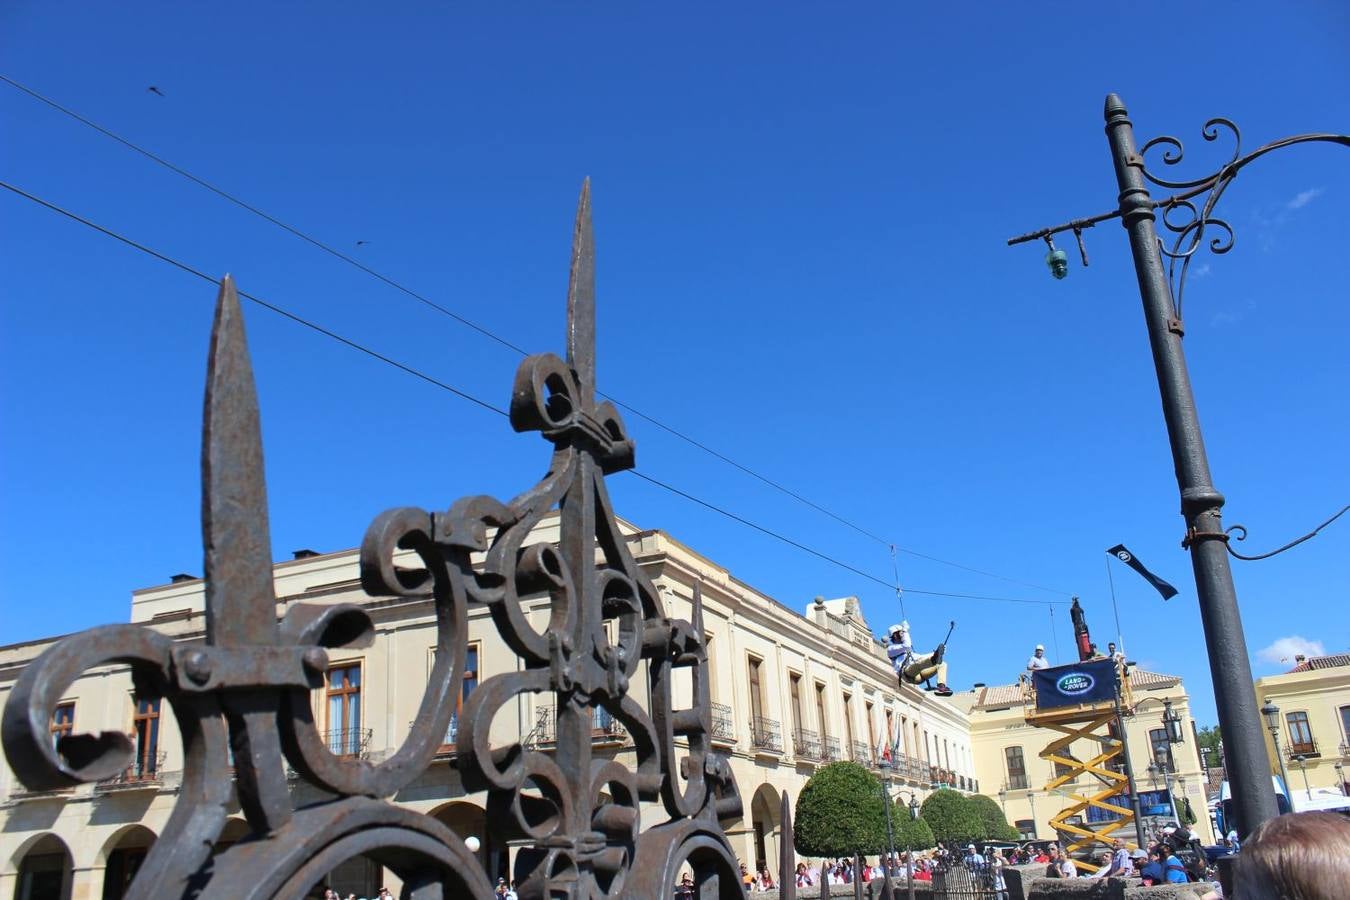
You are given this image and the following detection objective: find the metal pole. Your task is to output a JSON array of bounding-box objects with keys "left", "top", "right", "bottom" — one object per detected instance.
[
  {"left": 1269, "top": 728, "right": 1292, "bottom": 813},
  {"left": 1295, "top": 756, "right": 1312, "bottom": 802},
  {"left": 880, "top": 769, "right": 896, "bottom": 900},
  {"left": 1103, "top": 93, "right": 1278, "bottom": 838},
  {"left": 1114, "top": 690, "right": 1149, "bottom": 848}
]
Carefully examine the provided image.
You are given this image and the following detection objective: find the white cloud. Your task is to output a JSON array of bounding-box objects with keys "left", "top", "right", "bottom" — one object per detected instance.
[
  {"left": 1192, "top": 263, "right": 1211, "bottom": 279},
  {"left": 1257, "top": 635, "right": 1325, "bottom": 666},
  {"left": 1286, "top": 187, "right": 1323, "bottom": 210}
]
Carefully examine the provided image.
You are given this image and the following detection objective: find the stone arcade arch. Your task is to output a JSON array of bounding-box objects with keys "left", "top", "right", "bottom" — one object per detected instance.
[
  {"left": 428, "top": 801, "right": 505, "bottom": 884},
  {"left": 96, "top": 825, "right": 156, "bottom": 900},
  {"left": 9, "top": 833, "right": 73, "bottom": 900},
  {"left": 749, "top": 783, "right": 783, "bottom": 883}
]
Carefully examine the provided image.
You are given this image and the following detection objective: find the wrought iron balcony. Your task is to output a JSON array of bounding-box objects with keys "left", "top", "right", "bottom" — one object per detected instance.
[
  {"left": 1288, "top": 739, "right": 1320, "bottom": 760},
  {"left": 750, "top": 716, "right": 783, "bottom": 753},
  {"left": 822, "top": 736, "right": 843, "bottom": 762},
  {"left": 96, "top": 751, "right": 167, "bottom": 791},
  {"left": 409, "top": 714, "right": 460, "bottom": 758},
  {"left": 793, "top": 728, "right": 822, "bottom": 761},
  {"left": 323, "top": 727, "right": 373, "bottom": 758},
  {"left": 852, "top": 740, "right": 873, "bottom": 766},
  {"left": 709, "top": 702, "right": 736, "bottom": 746},
  {"left": 534, "top": 706, "right": 628, "bottom": 747}
]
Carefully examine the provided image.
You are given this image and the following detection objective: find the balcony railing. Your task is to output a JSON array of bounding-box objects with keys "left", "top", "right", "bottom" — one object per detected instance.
[
  {"left": 409, "top": 714, "right": 460, "bottom": 758},
  {"left": 822, "top": 736, "right": 843, "bottom": 762},
  {"left": 793, "top": 728, "right": 822, "bottom": 761},
  {"left": 709, "top": 702, "right": 736, "bottom": 745},
  {"left": 534, "top": 706, "right": 627, "bottom": 747},
  {"left": 1288, "top": 739, "right": 1320, "bottom": 759},
  {"left": 750, "top": 716, "right": 783, "bottom": 753},
  {"left": 96, "top": 751, "right": 167, "bottom": 791},
  {"left": 323, "top": 727, "right": 373, "bottom": 758},
  {"left": 852, "top": 740, "right": 873, "bottom": 766}
]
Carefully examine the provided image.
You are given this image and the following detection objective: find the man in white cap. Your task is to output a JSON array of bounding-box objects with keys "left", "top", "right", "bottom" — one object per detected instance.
[{"left": 1027, "top": 644, "right": 1050, "bottom": 671}]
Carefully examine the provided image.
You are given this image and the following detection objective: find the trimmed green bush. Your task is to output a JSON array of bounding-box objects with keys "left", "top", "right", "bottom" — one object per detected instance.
[
  {"left": 967, "top": 793, "right": 1020, "bottom": 841},
  {"left": 890, "top": 807, "right": 936, "bottom": 851},
  {"left": 919, "top": 788, "right": 984, "bottom": 847},
  {"left": 793, "top": 761, "right": 887, "bottom": 857}
]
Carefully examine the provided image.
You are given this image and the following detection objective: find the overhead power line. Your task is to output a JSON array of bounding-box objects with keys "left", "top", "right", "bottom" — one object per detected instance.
[
  {"left": 0, "top": 179, "right": 1066, "bottom": 609},
  {"left": 0, "top": 73, "right": 1074, "bottom": 600}
]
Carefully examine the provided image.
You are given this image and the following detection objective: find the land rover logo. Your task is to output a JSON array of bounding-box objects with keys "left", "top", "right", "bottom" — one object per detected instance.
[{"left": 1057, "top": 672, "right": 1095, "bottom": 695}]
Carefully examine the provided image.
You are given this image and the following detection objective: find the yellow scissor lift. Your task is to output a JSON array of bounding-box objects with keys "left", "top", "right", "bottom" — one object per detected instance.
[{"left": 1021, "top": 661, "right": 1136, "bottom": 872}]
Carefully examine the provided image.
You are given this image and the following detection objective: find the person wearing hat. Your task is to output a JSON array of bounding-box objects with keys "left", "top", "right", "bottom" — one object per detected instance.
[
  {"left": 1027, "top": 644, "right": 1050, "bottom": 671},
  {"left": 887, "top": 622, "right": 953, "bottom": 697}
]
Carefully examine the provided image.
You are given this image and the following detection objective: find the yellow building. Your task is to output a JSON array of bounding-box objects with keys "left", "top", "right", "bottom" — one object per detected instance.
[
  {"left": 0, "top": 513, "right": 976, "bottom": 900},
  {"left": 953, "top": 667, "right": 1214, "bottom": 848},
  {"left": 1254, "top": 653, "right": 1350, "bottom": 805}
]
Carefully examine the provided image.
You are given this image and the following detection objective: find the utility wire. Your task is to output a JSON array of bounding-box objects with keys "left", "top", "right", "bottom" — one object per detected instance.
[
  {"left": 0, "top": 178, "right": 1067, "bottom": 609},
  {"left": 1, "top": 73, "right": 1075, "bottom": 600}
]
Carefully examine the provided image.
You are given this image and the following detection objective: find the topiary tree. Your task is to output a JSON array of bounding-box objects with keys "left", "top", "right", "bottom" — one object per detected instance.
[
  {"left": 967, "top": 793, "right": 1020, "bottom": 841},
  {"left": 794, "top": 761, "right": 887, "bottom": 858},
  {"left": 891, "top": 806, "right": 936, "bottom": 852},
  {"left": 919, "top": 788, "right": 984, "bottom": 847}
]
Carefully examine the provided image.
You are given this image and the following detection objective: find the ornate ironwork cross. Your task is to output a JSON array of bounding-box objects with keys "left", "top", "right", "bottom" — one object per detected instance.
[{"left": 2, "top": 183, "right": 751, "bottom": 899}]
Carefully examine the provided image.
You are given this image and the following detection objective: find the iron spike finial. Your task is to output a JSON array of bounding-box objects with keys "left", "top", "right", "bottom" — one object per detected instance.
[
  {"left": 202, "top": 274, "right": 277, "bottom": 646},
  {"left": 566, "top": 178, "right": 596, "bottom": 398}
]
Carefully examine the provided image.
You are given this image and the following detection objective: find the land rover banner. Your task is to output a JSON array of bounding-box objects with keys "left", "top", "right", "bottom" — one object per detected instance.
[{"left": 1032, "top": 658, "right": 1119, "bottom": 710}]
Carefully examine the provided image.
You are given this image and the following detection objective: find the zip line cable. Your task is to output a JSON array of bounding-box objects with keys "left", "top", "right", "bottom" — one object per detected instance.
[
  {"left": 0, "top": 73, "right": 1075, "bottom": 600},
  {"left": 0, "top": 178, "right": 1069, "bottom": 610}
]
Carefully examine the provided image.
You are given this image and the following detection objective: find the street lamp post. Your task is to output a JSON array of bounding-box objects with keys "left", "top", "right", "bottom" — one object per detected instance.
[
  {"left": 1008, "top": 95, "right": 1348, "bottom": 837},
  {"left": 1292, "top": 754, "right": 1313, "bottom": 805},
  {"left": 878, "top": 762, "right": 919, "bottom": 900},
  {"left": 1334, "top": 761, "right": 1346, "bottom": 797},
  {"left": 1261, "top": 700, "right": 1292, "bottom": 811}
]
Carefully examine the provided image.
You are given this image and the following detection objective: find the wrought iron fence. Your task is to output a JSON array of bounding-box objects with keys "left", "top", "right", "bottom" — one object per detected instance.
[
  {"left": 751, "top": 716, "right": 784, "bottom": 753},
  {"left": 852, "top": 740, "right": 873, "bottom": 766},
  {"left": 822, "top": 736, "right": 843, "bottom": 762},
  {"left": 0, "top": 185, "right": 751, "bottom": 899}
]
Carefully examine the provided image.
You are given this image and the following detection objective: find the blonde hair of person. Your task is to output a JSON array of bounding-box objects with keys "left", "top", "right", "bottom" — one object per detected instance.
[{"left": 1233, "top": 811, "right": 1350, "bottom": 899}]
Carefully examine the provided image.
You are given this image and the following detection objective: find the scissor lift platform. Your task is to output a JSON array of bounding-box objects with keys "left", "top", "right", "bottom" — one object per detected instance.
[{"left": 1021, "top": 659, "right": 1136, "bottom": 872}]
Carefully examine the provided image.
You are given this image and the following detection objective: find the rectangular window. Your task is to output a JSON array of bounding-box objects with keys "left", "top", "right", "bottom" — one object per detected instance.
[
  {"left": 51, "top": 702, "right": 75, "bottom": 750},
  {"left": 885, "top": 709, "right": 894, "bottom": 747},
  {"left": 1286, "top": 711, "right": 1315, "bottom": 755},
  {"left": 1341, "top": 705, "right": 1350, "bottom": 747},
  {"left": 133, "top": 696, "right": 161, "bottom": 777},
  {"left": 789, "top": 673, "right": 804, "bottom": 733},
  {"left": 444, "top": 644, "right": 478, "bottom": 746},
  {"left": 327, "top": 663, "right": 363, "bottom": 756},
  {"left": 815, "top": 682, "right": 829, "bottom": 739},
  {"left": 842, "top": 693, "right": 855, "bottom": 750},
  {"left": 748, "top": 656, "right": 764, "bottom": 723},
  {"left": 865, "top": 701, "right": 876, "bottom": 751},
  {"left": 1005, "top": 746, "right": 1027, "bottom": 789}
]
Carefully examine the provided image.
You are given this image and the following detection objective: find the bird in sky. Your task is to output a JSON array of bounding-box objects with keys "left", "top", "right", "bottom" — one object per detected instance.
[
  {"left": 355, "top": 240, "right": 370, "bottom": 247},
  {"left": 147, "top": 86, "right": 165, "bottom": 97}
]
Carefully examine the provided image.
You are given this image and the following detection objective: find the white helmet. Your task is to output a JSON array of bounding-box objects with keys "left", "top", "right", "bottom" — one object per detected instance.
[{"left": 889, "top": 622, "right": 909, "bottom": 635}]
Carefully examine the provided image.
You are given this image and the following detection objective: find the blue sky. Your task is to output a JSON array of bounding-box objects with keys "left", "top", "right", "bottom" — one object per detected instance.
[{"left": 2, "top": 3, "right": 1347, "bottom": 727}]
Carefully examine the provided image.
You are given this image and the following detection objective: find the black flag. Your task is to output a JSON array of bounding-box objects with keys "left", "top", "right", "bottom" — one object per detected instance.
[
  {"left": 1107, "top": 544, "right": 1179, "bottom": 600},
  {"left": 1112, "top": 545, "right": 1177, "bottom": 601}
]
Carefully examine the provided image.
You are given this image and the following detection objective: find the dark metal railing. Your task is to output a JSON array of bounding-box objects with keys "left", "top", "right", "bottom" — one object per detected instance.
[
  {"left": 534, "top": 705, "right": 627, "bottom": 746},
  {"left": 1287, "top": 739, "right": 1319, "bottom": 759},
  {"left": 709, "top": 702, "right": 736, "bottom": 744},
  {"left": 96, "top": 751, "right": 167, "bottom": 790},
  {"left": 793, "top": 728, "right": 822, "bottom": 761},
  {"left": 822, "top": 736, "right": 843, "bottom": 761},
  {"left": 322, "top": 727, "right": 372, "bottom": 758},
  {"left": 750, "top": 716, "right": 783, "bottom": 753},
  {"left": 852, "top": 740, "right": 873, "bottom": 766}
]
